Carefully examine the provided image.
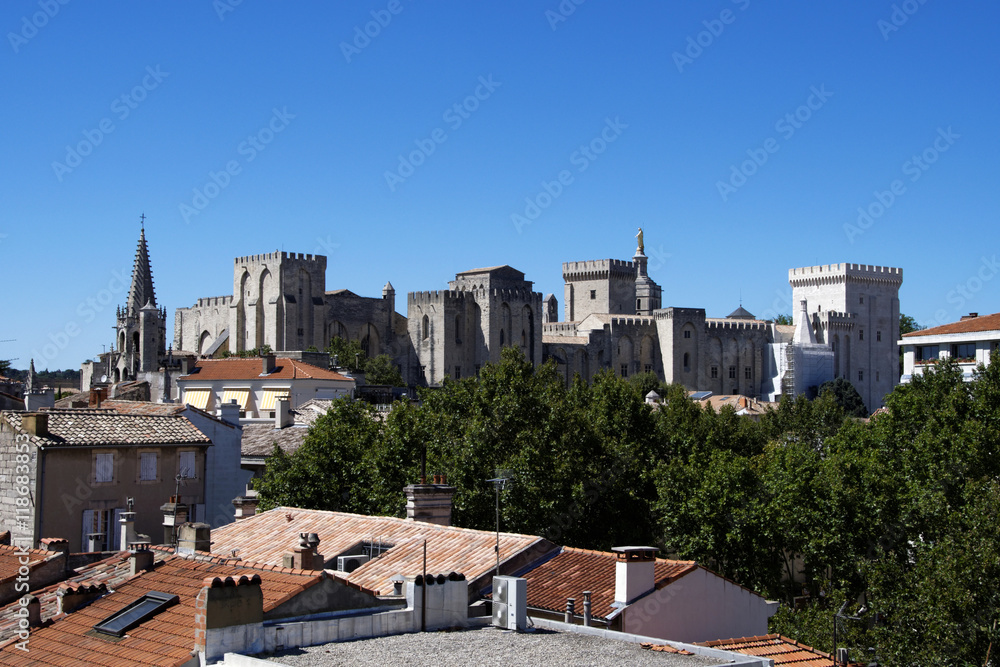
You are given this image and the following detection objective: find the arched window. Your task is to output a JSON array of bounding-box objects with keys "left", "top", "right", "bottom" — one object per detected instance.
[
  {"left": 683, "top": 352, "right": 690, "bottom": 370},
  {"left": 455, "top": 315, "right": 461, "bottom": 342},
  {"left": 421, "top": 315, "right": 429, "bottom": 340}
]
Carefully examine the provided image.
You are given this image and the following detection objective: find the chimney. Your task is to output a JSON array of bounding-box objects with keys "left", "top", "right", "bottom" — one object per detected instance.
[
  {"left": 275, "top": 395, "right": 292, "bottom": 428},
  {"left": 129, "top": 543, "right": 155, "bottom": 576},
  {"left": 219, "top": 399, "right": 240, "bottom": 425},
  {"left": 160, "top": 497, "right": 188, "bottom": 546},
  {"left": 404, "top": 478, "right": 456, "bottom": 526},
  {"left": 86, "top": 531, "right": 106, "bottom": 553},
  {"left": 39, "top": 537, "right": 69, "bottom": 558},
  {"left": 180, "top": 357, "right": 192, "bottom": 375},
  {"left": 282, "top": 533, "right": 323, "bottom": 570},
  {"left": 961, "top": 312, "right": 979, "bottom": 321},
  {"left": 89, "top": 387, "right": 106, "bottom": 408},
  {"left": 119, "top": 510, "right": 137, "bottom": 549},
  {"left": 613, "top": 546, "right": 658, "bottom": 605},
  {"left": 177, "top": 522, "right": 212, "bottom": 554},
  {"left": 21, "top": 412, "right": 48, "bottom": 438},
  {"left": 25, "top": 596, "right": 41, "bottom": 627},
  {"left": 57, "top": 582, "right": 107, "bottom": 615},
  {"left": 232, "top": 490, "right": 260, "bottom": 521},
  {"left": 262, "top": 353, "right": 277, "bottom": 375},
  {"left": 194, "top": 575, "right": 264, "bottom": 660}
]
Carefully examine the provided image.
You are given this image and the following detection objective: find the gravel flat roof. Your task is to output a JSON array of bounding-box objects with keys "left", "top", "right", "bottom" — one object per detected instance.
[{"left": 265, "top": 625, "right": 724, "bottom": 667}]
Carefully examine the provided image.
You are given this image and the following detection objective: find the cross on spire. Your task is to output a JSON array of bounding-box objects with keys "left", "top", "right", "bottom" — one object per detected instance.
[{"left": 139, "top": 212, "right": 146, "bottom": 230}]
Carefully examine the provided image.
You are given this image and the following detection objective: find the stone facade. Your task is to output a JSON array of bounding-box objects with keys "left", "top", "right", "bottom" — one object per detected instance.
[{"left": 407, "top": 266, "right": 543, "bottom": 385}]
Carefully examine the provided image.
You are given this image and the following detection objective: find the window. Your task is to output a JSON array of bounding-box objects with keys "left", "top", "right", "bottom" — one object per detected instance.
[
  {"left": 178, "top": 451, "right": 196, "bottom": 480},
  {"left": 139, "top": 452, "right": 157, "bottom": 482},
  {"left": 455, "top": 315, "right": 462, "bottom": 342},
  {"left": 917, "top": 345, "right": 939, "bottom": 361},
  {"left": 94, "top": 591, "right": 179, "bottom": 638},
  {"left": 95, "top": 452, "right": 114, "bottom": 483},
  {"left": 858, "top": 369, "right": 864, "bottom": 381},
  {"left": 636, "top": 299, "right": 641, "bottom": 311},
  {"left": 711, "top": 366, "right": 718, "bottom": 379},
  {"left": 454, "top": 366, "right": 461, "bottom": 380},
  {"left": 859, "top": 330, "right": 864, "bottom": 341},
  {"left": 745, "top": 366, "right": 752, "bottom": 379},
  {"left": 876, "top": 371, "right": 880, "bottom": 381},
  {"left": 876, "top": 330, "right": 882, "bottom": 342},
  {"left": 620, "top": 364, "right": 628, "bottom": 377},
  {"left": 644, "top": 364, "right": 652, "bottom": 373},
  {"left": 683, "top": 352, "right": 690, "bottom": 370},
  {"left": 475, "top": 365, "right": 481, "bottom": 375},
  {"left": 683, "top": 330, "right": 691, "bottom": 339},
  {"left": 590, "top": 290, "right": 596, "bottom": 300},
  {"left": 729, "top": 366, "right": 736, "bottom": 379},
  {"left": 952, "top": 343, "right": 976, "bottom": 360},
  {"left": 421, "top": 315, "right": 429, "bottom": 340},
  {"left": 860, "top": 296, "right": 864, "bottom": 304}
]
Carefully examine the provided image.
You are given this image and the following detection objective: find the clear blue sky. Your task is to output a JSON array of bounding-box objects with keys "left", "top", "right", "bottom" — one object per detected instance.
[{"left": 2, "top": 1, "right": 997, "bottom": 371}]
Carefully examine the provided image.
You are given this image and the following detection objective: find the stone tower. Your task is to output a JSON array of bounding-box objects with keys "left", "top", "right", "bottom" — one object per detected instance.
[
  {"left": 230, "top": 251, "right": 327, "bottom": 353},
  {"left": 114, "top": 226, "right": 167, "bottom": 381},
  {"left": 788, "top": 263, "right": 903, "bottom": 410},
  {"left": 633, "top": 230, "right": 661, "bottom": 316}
]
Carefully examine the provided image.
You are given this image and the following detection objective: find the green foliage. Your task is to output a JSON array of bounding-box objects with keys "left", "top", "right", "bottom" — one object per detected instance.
[
  {"left": 818, "top": 377, "right": 869, "bottom": 418},
  {"left": 0, "top": 359, "right": 12, "bottom": 376},
  {"left": 773, "top": 313, "right": 793, "bottom": 325},
  {"left": 326, "top": 336, "right": 365, "bottom": 372},
  {"left": 363, "top": 354, "right": 405, "bottom": 386},
  {"left": 221, "top": 345, "right": 273, "bottom": 359},
  {"left": 899, "top": 312, "right": 925, "bottom": 336}
]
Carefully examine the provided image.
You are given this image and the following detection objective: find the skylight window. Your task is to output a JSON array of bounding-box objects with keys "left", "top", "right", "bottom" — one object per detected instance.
[{"left": 93, "top": 591, "right": 178, "bottom": 637}]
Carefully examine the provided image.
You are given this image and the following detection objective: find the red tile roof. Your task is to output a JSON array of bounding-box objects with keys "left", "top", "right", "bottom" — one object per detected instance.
[
  {"left": 698, "top": 634, "right": 841, "bottom": 666},
  {"left": 209, "top": 507, "right": 546, "bottom": 595},
  {"left": 0, "top": 554, "right": 327, "bottom": 666},
  {"left": 902, "top": 312, "right": 1000, "bottom": 337},
  {"left": 178, "top": 358, "right": 350, "bottom": 382},
  {"left": 0, "top": 545, "right": 57, "bottom": 585},
  {"left": 1, "top": 410, "right": 211, "bottom": 447},
  {"left": 520, "top": 547, "right": 697, "bottom": 620}
]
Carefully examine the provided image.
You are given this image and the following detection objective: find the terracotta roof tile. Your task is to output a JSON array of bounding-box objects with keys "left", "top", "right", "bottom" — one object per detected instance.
[
  {"left": 519, "top": 547, "right": 697, "bottom": 620},
  {"left": 209, "top": 507, "right": 544, "bottom": 595},
  {"left": 902, "top": 311, "right": 1000, "bottom": 337},
  {"left": 241, "top": 423, "right": 309, "bottom": 457},
  {"left": 0, "top": 545, "right": 58, "bottom": 584},
  {"left": 1, "top": 411, "right": 211, "bottom": 447},
  {"left": 698, "top": 634, "right": 841, "bottom": 666},
  {"left": 0, "top": 554, "right": 326, "bottom": 666},
  {"left": 178, "top": 358, "right": 350, "bottom": 382}
]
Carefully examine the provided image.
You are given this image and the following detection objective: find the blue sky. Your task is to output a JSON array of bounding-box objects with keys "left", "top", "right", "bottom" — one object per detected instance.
[{"left": 2, "top": 1, "right": 997, "bottom": 371}]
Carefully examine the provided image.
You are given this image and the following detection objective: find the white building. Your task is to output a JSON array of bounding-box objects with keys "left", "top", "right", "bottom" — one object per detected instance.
[
  {"left": 177, "top": 354, "right": 354, "bottom": 418},
  {"left": 900, "top": 312, "right": 1000, "bottom": 383}
]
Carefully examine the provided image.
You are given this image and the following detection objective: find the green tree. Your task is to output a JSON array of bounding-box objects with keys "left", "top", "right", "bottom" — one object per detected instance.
[
  {"left": 0, "top": 359, "right": 11, "bottom": 376},
  {"left": 363, "top": 354, "right": 405, "bottom": 386},
  {"left": 899, "top": 313, "right": 925, "bottom": 377},
  {"left": 326, "top": 336, "right": 365, "bottom": 372},
  {"left": 818, "top": 377, "right": 869, "bottom": 418},
  {"left": 773, "top": 313, "right": 793, "bottom": 325}
]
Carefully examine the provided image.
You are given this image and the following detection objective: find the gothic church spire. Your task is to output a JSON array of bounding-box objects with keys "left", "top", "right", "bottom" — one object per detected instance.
[{"left": 125, "top": 224, "right": 157, "bottom": 317}]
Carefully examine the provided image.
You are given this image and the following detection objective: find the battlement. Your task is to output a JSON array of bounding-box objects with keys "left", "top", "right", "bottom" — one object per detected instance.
[
  {"left": 543, "top": 322, "right": 581, "bottom": 336},
  {"left": 654, "top": 307, "right": 707, "bottom": 320},
  {"left": 491, "top": 287, "right": 542, "bottom": 302},
  {"left": 195, "top": 295, "right": 234, "bottom": 308},
  {"left": 562, "top": 259, "right": 636, "bottom": 281},
  {"left": 233, "top": 251, "right": 326, "bottom": 265},
  {"left": 608, "top": 316, "right": 654, "bottom": 328},
  {"left": 789, "top": 263, "right": 903, "bottom": 286},
  {"left": 407, "top": 290, "right": 468, "bottom": 305},
  {"left": 705, "top": 318, "right": 770, "bottom": 332}
]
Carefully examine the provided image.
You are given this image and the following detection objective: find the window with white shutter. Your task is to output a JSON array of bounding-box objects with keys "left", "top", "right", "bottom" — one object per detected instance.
[
  {"left": 178, "top": 451, "right": 196, "bottom": 480},
  {"left": 95, "top": 452, "right": 114, "bottom": 483},
  {"left": 140, "top": 452, "right": 157, "bottom": 481}
]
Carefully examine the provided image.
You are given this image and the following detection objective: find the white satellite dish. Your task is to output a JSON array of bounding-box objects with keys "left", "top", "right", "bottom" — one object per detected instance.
[{"left": 100, "top": 375, "right": 108, "bottom": 383}]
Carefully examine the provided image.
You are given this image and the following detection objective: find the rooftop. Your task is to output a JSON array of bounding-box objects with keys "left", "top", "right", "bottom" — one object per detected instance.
[
  {"left": 520, "top": 547, "right": 697, "bottom": 620},
  {"left": 902, "top": 311, "right": 1000, "bottom": 338},
  {"left": 178, "top": 358, "right": 350, "bottom": 382},
  {"left": 1, "top": 410, "right": 211, "bottom": 447},
  {"left": 266, "top": 625, "right": 722, "bottom": 667},
  {"left": 209, "top": 507, "right": 548, "bottom": 595},
  {"left": 0, "top": 554, "right": 332, "bottom": 666},
  {"left": 0, "top": 544, "right": 57, "bottom": 585},
  {"left": 242, "top": 422, "right": 310, "bottom": 457},
  {"left": 698, "top": 634, "right": 840, "bottom": 666}
]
